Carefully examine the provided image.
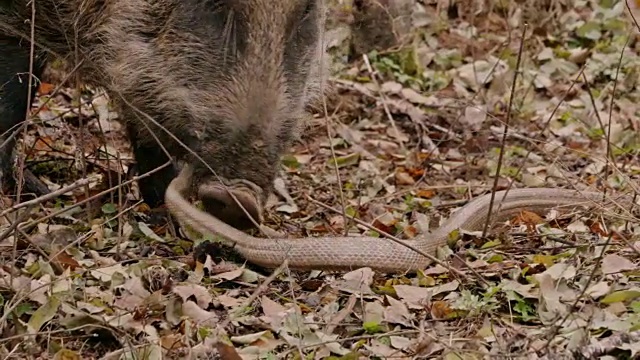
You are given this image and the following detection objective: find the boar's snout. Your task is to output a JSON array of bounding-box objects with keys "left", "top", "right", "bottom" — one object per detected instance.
[{"left": 197, "top": 180, "right": 263, "bottom": 230}]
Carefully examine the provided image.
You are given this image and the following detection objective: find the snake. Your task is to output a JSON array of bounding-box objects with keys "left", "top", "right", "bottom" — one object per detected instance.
[{"left": 165, "top": 164, "right": 633, "bottom": 272}]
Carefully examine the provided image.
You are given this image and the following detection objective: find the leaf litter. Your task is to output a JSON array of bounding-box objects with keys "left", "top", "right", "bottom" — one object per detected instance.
[{"left": 2, "top": 0, "right": 640, "bottom": 359}]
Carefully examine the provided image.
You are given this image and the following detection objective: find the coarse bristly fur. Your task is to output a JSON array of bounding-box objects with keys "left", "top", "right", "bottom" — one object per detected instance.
[{"left": 0, "top": 0, "right": 328, "bottom": 227}]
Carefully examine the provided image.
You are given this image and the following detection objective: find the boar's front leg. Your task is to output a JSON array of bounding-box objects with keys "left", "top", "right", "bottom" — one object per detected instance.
[
  {"left": 126, "top": 127, "right": 178, "bottom": 208},
  {"left": 0, "top": 35, "right": 47, "bottom": 197}
]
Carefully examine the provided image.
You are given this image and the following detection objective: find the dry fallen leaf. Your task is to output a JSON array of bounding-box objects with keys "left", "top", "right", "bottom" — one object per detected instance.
[
  {"left": 513, "top": 210, "right": 544, "bottom": 231},
  {"left": 601, "top": 254, "right": 636, "bottom": 275},
  {"left": 173, "top": 284, "right": 214, "bottom": 309}
]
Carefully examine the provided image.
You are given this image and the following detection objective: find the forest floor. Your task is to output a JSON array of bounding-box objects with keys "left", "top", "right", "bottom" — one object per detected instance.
[{"left": 2, "top": 1, "right": 640, "bottom": 359}]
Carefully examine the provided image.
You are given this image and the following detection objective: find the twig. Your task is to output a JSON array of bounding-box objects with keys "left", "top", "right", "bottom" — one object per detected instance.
[
  {"left": 325, "top": 294, "right": 357, "bottom": 335},
  {"left": 0, "top": 175, "right": 99, "bottom": 218},
  {"left": 362, "top": 53, "right": 405, "bottom": 147},
  {"left": 482, "top": 23, "right": 527, "bottom": 237},
  {"left": 0, "top": 162, "right": 171, "bottom": 241},
  {"left": 577, "top": 330, "right": 640, "bottom": 359}
]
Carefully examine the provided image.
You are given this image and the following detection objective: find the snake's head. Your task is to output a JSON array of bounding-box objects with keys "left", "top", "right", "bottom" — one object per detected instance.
[
  {"left": 174, "top": 163, "right": 266, "bottom": 231},
  {"left": 197, "top": 178, "right": 264, "bottom": 230}
]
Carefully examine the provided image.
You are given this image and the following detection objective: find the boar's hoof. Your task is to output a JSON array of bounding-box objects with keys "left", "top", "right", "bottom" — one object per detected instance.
[{"left": 197, "top": 182, "right": 262, "bottom": 230}]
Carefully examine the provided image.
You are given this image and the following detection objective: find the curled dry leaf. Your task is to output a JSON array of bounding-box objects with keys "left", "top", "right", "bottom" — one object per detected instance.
[
  {"left": 332, "top": 267, "right": 375, "bottom": 295},
  {"left": 394, "top": 285, "right": 432, "bottom": 309},
  {"left": 181, "top": 301, "right": 219, "bottom": 327},
  {"left": 384, "top": 295, "right": 413, "bottom": 326},
  {"left": 173, "top": 284, "right": 214, "bottom": 309},
  {"left": 430, "top": 300, "right": 454, "bottom": 320}
]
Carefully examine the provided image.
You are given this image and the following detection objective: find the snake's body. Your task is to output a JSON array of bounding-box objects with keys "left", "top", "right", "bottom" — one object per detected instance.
[{"left": 165, "top": 165, "right": 630, "bottom": 272}]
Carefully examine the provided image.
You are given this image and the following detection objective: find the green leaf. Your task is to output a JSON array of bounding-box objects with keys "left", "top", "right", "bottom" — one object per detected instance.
[
  {"left": 101, "top": 202, "right": 118, "bottom": 215},
  {"left": 27, "top": 296, "right": 61, "bottom": 334},
  {"left": 362, "top": 321, "right": 384, "bottom": 334},
  {"left": 576, "top": 21, "right": 602, "bottom": 40},
  {"left": 281, "top": 154, "right": 301, "bottom": 169},
  {"left": 15, "top": 302, "right": 34, "bottom": 317},
  {"left": 481, "top": 240, "right": 501, "bottom": 250},
  {"left": 328, "top": 152, "right": 360, "bottom": 169},
  {"left": 447, "top": 229, "right": 461, "bottom": 246},
  {"left": 600, "top": 290, "right": 640, "bottom": 304}
]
